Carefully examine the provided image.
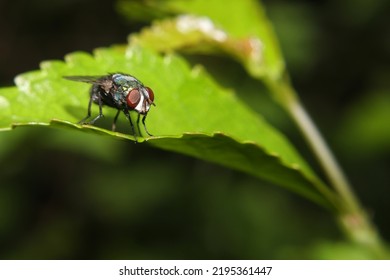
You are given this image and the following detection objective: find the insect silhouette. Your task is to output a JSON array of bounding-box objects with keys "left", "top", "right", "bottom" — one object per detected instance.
[{"left": 64, "top": 73, "right": 155, "bottom": 140}]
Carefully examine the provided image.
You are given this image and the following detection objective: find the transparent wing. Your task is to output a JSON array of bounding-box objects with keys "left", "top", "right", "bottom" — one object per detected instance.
[{"left": 63, "top": 75, "right": 108, "bottom": 85}]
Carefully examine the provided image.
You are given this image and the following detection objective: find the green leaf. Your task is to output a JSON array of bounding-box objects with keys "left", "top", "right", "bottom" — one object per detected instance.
[
  {"left": 0, "top": 46, "right": 336, "bottom": 209},
  {"left": 120, "top": 0, "right": 285, "bottom": 81}
]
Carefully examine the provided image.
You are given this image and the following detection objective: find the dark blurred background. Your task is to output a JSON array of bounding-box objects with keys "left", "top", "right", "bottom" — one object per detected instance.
[{"left": 0, "top": 0, "right": 389, "bottom": 259}]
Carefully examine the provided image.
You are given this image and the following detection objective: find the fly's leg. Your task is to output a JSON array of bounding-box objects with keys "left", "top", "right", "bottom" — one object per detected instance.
[
  {"left": 136, "top": 113, "right": 143, "bottom": 137},
  {"left": 142, "top": 113, "right": 153, "bottom": 136},
  {"left": 112, "top": 110, "right": 120, "bottom": 131},
  {"left": 79, "top": 85, "right": 104, "bottom": 125},
  {"left": 123, "top": 109, "right": 137, "bottom": 142},
  {"left": 88, "top": 95, "right": 104, "bottom": 124},
  {"left": 78, "top": 94, "right": 93, "bottom": 124}
]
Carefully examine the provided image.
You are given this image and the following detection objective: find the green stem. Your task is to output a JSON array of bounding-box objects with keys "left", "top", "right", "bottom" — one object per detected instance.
[
  {"left": 266, "top": 78, "right": 386, "bottom": 256},
  {"left": 288, "top": 92, "right": 359, "bottom": 212}
]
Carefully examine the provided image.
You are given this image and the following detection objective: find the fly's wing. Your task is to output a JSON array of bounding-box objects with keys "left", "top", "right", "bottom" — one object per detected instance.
[
  {"left": 63, "top": 75, "right": 107, "bottom": 85},
  {"left": 64, "top": 75, "right": 114, "bottom": 94}
]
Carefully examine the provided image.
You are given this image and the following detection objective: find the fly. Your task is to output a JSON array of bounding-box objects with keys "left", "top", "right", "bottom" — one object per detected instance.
[{"left": 64, "top": 73, "right": 155, "bottom": 141}]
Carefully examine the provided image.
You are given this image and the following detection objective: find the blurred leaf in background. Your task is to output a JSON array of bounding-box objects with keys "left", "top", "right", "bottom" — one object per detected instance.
[{"left": 0, "top": 127, "right": 336, "bottom": 259}]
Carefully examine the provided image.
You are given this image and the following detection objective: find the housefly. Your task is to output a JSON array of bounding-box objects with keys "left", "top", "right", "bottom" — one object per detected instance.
[{"left": 64, "top": 73, "right": 155, "bottom": 140}]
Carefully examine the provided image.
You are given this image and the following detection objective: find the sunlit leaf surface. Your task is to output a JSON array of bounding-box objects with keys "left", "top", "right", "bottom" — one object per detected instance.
[{"left": 119, "top": 0, "right": 285, "bottom": 80}]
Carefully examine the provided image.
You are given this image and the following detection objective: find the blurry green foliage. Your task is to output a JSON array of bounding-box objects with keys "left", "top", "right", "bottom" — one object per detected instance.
[
  {"left": 336, "top": 91, "right": 390, "bottom": 158},
  {"left": 0, "top": 127, "right": 336, "bottom": 259}
]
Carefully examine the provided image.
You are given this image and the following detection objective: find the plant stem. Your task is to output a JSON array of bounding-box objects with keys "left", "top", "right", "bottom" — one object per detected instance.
[
  {"left": 266, "top": 78, "right": 386, "bottom": 255},
  {"left": 288, "top": 93, "right": 359, "bottom": 212}
]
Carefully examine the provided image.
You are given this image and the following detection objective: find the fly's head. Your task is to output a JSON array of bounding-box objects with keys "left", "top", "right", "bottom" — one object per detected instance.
[
  {"left": 112, "top": 74, "right": 155, "bottom": 114},
  {"left": 126, "top": 86, "right": 155, "bottom": 114}
]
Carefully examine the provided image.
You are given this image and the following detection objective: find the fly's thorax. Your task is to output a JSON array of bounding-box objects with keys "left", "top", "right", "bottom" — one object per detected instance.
[
  {"left": 112, "top": 74, "right": 141, "bottom": 89},
  {"left": 111, "top": 93, "right": 125, "bottom": 108}
]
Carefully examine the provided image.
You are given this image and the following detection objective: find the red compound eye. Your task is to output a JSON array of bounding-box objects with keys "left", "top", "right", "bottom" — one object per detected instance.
[
  {"left": 145, "top": 87, "right": 154, "bottom": 102},
  {"left": 126, "top": 89, "right": 141, "bottom": 109}
]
